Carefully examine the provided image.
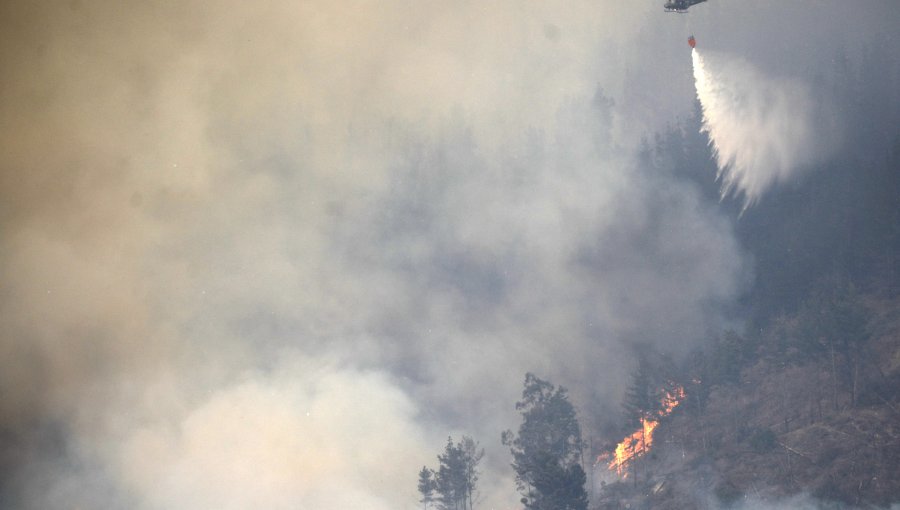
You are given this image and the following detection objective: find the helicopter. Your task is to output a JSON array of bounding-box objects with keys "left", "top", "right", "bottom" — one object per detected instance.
[{"left": 664, "top": 0, "right": 707, "bottom": 13}]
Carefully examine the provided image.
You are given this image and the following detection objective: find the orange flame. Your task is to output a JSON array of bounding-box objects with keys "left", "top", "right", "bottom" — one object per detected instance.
[
  {"left": 660, "top": 385, "right": 685, "bottom": 414},
  {"left": 599, "top": 385, "right": 685, "bottom": 477}
]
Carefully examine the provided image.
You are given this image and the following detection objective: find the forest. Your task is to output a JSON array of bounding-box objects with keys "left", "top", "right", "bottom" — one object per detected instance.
[{"left": 417, "top": 55, "right": 900, "bottom": 508}]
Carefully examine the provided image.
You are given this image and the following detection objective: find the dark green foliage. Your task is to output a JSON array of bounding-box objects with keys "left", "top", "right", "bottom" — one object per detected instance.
[
  {"left": 427, "top": 436, "right": 484, "bottom": 510},
  {"left": 622, "top": 353, "right": 659, "bottom": 428},
  {"left": 793, "top": 279, "right": 871, "bottom": 407},
  {"left": 502, "top": 373, "right": 587, "bottom": 510},
  {"left": 528, "top": 451, "right": 589, "bottom": 510},
  {"left": 622, "top": 348, "right": 684, "bottom": 428},
  {"left": 796, "top": 280, "right": 869, "bottom": 356},
  {"left": 685, "top": 348, "right": 711, "bottom": 415},
  {"left": 418, "top": 466, "right": 435, "bottom": 509},
  {"left": 458, "top": 436, "right": 484, "bottom": 510},
  {"left": 436, "top": 438, "right": 467, "bottom": 510}
]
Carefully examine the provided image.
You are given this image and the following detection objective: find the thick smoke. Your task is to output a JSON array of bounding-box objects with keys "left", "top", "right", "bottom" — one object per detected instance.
[
  {"left": 114, "top": 358, "right": 429, "bottom": 510},
  {"left": 692, "top": 48, "right": 837, "bottom": 208},
  {"left": 0, "top": 2, "right": 746, "bottom": 508},
  {"left": 1, "top": 1, "right": 895, "bottom": 509}
]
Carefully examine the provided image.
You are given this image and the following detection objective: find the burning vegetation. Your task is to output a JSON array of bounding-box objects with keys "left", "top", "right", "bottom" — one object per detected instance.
[
  {"left": 592, "top": 288, "right": 900, "bottom": 510},
  {"left": 601, "top": 384, "right": 686, "bottom": 477}
]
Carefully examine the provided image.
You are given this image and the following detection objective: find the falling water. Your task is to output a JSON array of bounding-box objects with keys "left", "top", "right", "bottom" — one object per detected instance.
[{"left": 692, "top": 49, "right": 822, "bottom": 210}]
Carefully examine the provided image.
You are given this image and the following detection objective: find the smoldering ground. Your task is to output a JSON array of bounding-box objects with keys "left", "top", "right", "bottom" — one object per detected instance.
[{"left": 1, "top": 1, "right": 897, "bottom": 509}]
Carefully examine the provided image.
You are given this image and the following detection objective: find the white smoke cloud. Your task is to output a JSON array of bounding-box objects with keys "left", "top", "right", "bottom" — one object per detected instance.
[
  {"left": 12, "top": 354, "right": 435, "bottom": 510},
  {"left": 692, "top": 49, "right": 837, "bottom": 208},
  {"left": 113, "top": 358, "right": 428, "bottom": 510}
]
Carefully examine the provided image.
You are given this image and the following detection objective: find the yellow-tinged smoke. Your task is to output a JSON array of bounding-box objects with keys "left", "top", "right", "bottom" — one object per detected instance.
[{"left": 0, "top": 2, "right": 647, "bottom": 508}]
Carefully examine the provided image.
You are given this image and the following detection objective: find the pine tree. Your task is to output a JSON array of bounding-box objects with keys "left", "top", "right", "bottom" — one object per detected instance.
[
  {"left": 436, "top": 437, "right": 466, "bottom": 510},
  {"left": 622, "top": 353, "right": 657, "bottom": 428},
  {"left": 460, "top": 436, "right": 484, "bottom": 510},
  {"left": 425, "top": 436, "right": 484, "bottom": 510},
  {"left": 418, "top": 466, "right": 435, "bottom": 510}
]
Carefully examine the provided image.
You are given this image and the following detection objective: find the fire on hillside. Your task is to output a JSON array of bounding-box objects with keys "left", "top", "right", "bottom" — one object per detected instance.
[{"left": 599, "top": 385, "right": 686, "bottom": 477}]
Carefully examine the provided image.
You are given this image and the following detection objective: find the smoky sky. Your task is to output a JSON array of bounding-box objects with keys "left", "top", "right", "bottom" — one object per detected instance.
[{"left": 1, "top": 1, "right": 898, "bottom": 509}]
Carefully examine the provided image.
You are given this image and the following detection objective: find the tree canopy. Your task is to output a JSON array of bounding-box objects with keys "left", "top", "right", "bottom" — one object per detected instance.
[
  {"left": 502, "top": 373, "right": 588, "bottom": 510},
  {"left": 419, "top": 435, "right": 483, "bottom": 510}
]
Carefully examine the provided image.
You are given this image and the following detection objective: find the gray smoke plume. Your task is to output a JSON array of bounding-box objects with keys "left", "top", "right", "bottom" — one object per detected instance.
[{"left": 1, "top": 1, "right": 897, "bottom": 509}]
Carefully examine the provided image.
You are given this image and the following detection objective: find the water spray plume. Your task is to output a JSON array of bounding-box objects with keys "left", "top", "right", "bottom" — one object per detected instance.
[{"left": 691, "top": 49, "right": 829, "bottom": 210}]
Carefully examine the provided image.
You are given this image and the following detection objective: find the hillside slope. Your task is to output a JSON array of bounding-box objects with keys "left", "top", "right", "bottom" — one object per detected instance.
[{"left": 593, "top": 295, "right": 900, "bottom": 509}]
